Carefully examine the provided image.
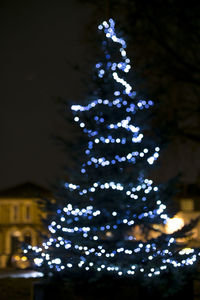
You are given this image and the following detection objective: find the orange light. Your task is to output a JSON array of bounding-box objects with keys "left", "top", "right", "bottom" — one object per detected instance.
[
  {"left": 14, "top": 255, "right": 20, "bottom": 261},
  {"left": 106, "top": 231, "right": 112, "bottom": 237}
]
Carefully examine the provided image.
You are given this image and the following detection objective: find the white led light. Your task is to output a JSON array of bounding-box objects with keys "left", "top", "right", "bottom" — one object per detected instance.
[
  {"left": 54, "top": 258, "right": 61, "bottom": 264},
  {"left": 34, "top": 258, "right": 43, "bottom": 266}
]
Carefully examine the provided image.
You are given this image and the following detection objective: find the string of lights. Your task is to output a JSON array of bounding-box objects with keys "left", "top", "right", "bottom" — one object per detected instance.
[{"left": 26, "top": 18, "right": 200, "bottom": 280}]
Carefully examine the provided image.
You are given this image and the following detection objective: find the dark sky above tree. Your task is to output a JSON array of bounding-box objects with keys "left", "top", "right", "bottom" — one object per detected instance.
[{"left": 0, "top": 0, "right": 199, "bottom": 190}]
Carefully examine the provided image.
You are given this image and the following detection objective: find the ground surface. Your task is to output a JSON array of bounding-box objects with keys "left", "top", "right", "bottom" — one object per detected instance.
[
  {"left": 0, "top": 269, "right": 197, "bottom": 300},
  {"left": 0, "top": 269, "right": 41, "bottom": 300},
  {"left": 0, "top": 277, "right": 35, "bottom": 300}
]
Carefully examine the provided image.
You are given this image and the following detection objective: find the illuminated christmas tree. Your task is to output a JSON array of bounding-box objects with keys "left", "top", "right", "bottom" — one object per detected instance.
[{"left": 27, "top": 19, "right": 199, "bottom": 283}]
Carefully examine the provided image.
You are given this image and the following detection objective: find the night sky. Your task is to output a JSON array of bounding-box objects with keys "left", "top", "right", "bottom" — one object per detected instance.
[{"left": 0, "top": 0, "right": 199, "bottom": 190}]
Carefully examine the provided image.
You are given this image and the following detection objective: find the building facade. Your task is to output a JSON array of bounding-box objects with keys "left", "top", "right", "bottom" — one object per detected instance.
[
  {"left": 175, "top": 184, "right": 200, "bottom": 247},
  {"left": 0, "top": 182, "right": 49, "bottom": 269}
]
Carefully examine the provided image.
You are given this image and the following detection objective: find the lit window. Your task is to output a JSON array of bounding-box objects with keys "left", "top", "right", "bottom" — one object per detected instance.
[{"left": 180, "top": 198, "right": 194, "bottom": 212}]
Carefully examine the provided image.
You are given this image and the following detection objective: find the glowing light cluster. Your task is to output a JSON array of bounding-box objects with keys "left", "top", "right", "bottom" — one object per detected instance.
[
  {"left": 98, "top": 19, "right": 135, "bottom": 97},
  {"left": 30, "top": 236, "right": 200, "bottom": 278},
  {"left": 112, "top": 72, "right": 132, "bottom": 94},
  {"left": 71, "top": 97, "right": 153, "bottom": 114},
  {"left": 108, "top": 118, "right": 139, "bottom": 133}
]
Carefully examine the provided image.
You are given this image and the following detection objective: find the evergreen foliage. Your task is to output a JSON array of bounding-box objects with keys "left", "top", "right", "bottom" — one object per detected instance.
[{"left": 26, "top": 19, "right": 199, "bottom": 288}]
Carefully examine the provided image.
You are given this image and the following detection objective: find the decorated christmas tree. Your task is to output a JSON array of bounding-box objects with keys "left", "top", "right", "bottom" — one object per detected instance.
[{"left": 27, "top": 19, "right": 199, "bottom": 283}]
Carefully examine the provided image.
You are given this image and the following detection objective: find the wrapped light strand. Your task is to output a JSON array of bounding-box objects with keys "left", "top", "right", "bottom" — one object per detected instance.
[{"left": 26, "top": 18, "right": 200, "bottom": 281}]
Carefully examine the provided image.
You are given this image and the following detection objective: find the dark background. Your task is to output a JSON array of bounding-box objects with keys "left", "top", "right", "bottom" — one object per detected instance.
[{"left": 0, "top": 0, "right": 199, "bottom": 190}]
